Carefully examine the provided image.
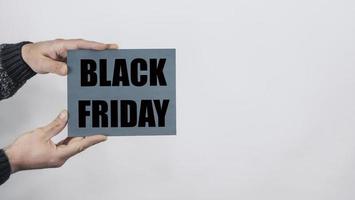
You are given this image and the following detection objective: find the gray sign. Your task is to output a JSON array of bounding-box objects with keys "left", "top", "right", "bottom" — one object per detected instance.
[{"left": 67, "top": 49, "right": 176, "bottom": 136}]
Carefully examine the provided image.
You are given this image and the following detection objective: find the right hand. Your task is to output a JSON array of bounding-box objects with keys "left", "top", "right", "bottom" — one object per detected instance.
[{"left": 4, "top": 110, "right": 107, "bottom": 173}]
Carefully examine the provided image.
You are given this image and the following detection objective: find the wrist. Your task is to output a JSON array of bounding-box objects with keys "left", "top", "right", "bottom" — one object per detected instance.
[
  {"left": 21, "top": 43, "right": 34, "bottom": 71},
  {"left": 4, "top": 147, "right": 20, "bottom": 173}
]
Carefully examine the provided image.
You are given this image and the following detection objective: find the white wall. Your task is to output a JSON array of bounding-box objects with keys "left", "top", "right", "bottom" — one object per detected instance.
[{"left": 1, "top": 0, "right": 355, "bottom": 199}]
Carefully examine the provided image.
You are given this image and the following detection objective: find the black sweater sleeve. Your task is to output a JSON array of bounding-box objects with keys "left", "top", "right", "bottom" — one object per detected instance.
[
  {"left": 0, "top": 41, "right": 36, "bottom": 101},
  {"left": 0, "top": 149, "right": 11, "bottom": 185}
]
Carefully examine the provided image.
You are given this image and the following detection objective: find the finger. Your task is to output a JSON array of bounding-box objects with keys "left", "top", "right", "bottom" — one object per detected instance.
[
  {"left": 40, "top": 110, "right": 68, "bottom": 139},
  {"left": 58, "top": 135, "right": 107, "bottom": 159},
  {"left": 57, "top": 137, "right": 74, "bottom": 146},
  {"left": 41, "top": 57, "right": 67, "bottom": 76},
  {"left": 63, "top": 39, "right": 117, "bottom": 51},
  {"left": 107, "top": 43, "right": 119, "bottom": 49},
  {"left": 57, "top": 136, "right": 83, "bottom": 146}
]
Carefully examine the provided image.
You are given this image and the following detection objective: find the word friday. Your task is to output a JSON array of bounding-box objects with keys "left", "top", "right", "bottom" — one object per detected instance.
[{"left": 78, "top": 99, "right": 169, "bottom": 128}]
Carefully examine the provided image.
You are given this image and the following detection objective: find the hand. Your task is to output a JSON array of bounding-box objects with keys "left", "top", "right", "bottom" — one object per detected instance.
[
  {"left": 4, "top": 110, "right": 107, "bottom": 173},
  {"left": 21, "top": 39, "right": 118, "bottom": 76}
]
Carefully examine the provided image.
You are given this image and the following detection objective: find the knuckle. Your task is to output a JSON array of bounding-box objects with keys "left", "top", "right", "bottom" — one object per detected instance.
[
  {"left": 74, "top": 38, "right": 84, "bottom": 42},
  {"left": 36, "top": 127, "right": 46, "bottom": 134},
  {"left": 47, "top": 119, "right": 63, "bottom": 132},
  {"left": 57, "top": 160, "right": 66, "bottom": 167},
  {"left": 54, "top": 63, "right": 64, "bottom": 72},
  {"left": 53, "top": 119, "right": 62, "bottom": 127},
  {"left": 77, "top": 144, "right": 85, "bottom": 153},
  {"left": 56, "top": 49, "right": 67, "bottom": 60},
  {"left": 53, "top": 123, "right": 62, "bottom": 130},
  {"left": 53, "top": 39, "right": 65, "bottom": 46},
  {"left": 50, "top": 157, "right": 65, "bottom": 168},
  {"left": 61, "top": 63, "right": 67, "bottom": 69}
]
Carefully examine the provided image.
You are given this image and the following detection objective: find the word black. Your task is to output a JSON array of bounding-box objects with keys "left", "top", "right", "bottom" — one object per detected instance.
[{"left": 81, "top": 58, "right": 167, "bottom": 87}]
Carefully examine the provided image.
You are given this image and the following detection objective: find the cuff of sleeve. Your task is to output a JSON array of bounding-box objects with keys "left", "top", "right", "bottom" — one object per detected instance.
[
  {"left": 0, "top": 149, "right": 11, "bottom": 185},
  {"left": 0, "top": 41, "right": 36, "bottom": 84}
]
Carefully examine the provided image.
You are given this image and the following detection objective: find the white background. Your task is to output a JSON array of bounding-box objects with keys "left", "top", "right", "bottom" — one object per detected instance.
[{"left": 0, "top": 0, "right": 355, "bottom": 199}]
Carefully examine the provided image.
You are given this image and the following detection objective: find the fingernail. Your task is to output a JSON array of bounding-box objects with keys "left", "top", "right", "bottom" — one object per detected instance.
[
  {"left": 109, "top": 43, "right": 118, "bottom": 49},
  {"left": 101, "top": 135, "right": 108, "bottom": 141},
  {"left": 59, "top": 110, "right": 67, "bottom": 120},
  {"left": 62, "top": 67, "right": 68, "bottom": 75}
]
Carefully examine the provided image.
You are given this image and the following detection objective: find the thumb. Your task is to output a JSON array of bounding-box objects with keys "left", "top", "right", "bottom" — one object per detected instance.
[
  {"left": 41, "top": 57, "right": 68, "bottom": 76},
  {"left": 40, "top": 110, "right": 68, "bottom": 139},
  {"left": 58, "top": 135, "right": 107, "bottom": 159}
]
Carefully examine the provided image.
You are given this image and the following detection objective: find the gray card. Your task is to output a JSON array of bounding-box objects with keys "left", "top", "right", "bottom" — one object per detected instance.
[{"left": 67, "top": 49, "right": 176, "bottom": 136}]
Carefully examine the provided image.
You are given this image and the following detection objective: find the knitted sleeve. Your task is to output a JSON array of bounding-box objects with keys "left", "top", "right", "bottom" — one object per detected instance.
[
  {"left": 0, "top": 42, "right": 36, "bottom": 185},
  {"left": 0, "top": 41, "right": 36, "bottom": 101},
  {"left": 0, "top": 149, "right": 11, "bottom": 185}
]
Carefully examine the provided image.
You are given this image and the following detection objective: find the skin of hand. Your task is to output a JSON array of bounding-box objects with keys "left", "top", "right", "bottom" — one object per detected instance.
[
  {"left": 4, "top": 39, "right": 116, "bottom": 173},
  {"left": 4, "top": 110, "right": 106, "bottom": 173},
  {"left": 21, "top": 39, "right": 118, "bottom": 75}
]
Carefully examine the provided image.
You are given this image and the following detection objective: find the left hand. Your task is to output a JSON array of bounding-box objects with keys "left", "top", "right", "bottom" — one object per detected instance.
[{"left": 21, "top": 39, "right": 118, "bottom": 76}]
